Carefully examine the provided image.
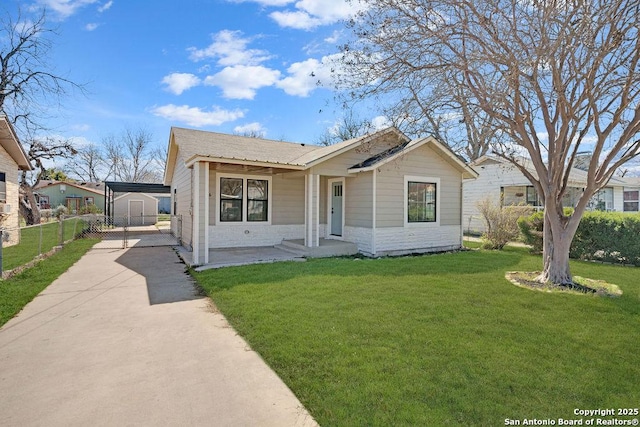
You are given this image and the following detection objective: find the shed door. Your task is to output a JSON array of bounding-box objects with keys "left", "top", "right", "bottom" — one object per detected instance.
[
  {"left": 129, "top": 200, "right": 143, "bottom": 226},
  {"left": 331, "top": 182, "right": 343, "bottom": 236}
]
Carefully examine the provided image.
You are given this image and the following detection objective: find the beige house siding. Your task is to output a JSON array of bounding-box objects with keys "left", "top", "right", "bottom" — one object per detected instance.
[
  {"left": 375, "top": 144, "right": 462, "bottom": 228},
  {"left": 171, "top": 149, "right": 193, "bottom": 249},
  {"left": 0, "top": 143, "right": 20, "bottom": 246},
  {"left": 272, "top": 174, "right": 305, "bottom": 225},
  {"left": 345, "top": 172, "right": 373, "bottom": 228}
]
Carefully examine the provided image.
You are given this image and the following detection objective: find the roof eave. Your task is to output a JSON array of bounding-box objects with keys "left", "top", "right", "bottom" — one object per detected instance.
[
  {"left": 348, "top": 137, "right": 478, "bottom": 179},
  {"left": 184, "top": 155, "right": 306, "bottom": 171}
]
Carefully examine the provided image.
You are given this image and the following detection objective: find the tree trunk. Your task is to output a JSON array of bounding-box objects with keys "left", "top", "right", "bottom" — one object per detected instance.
[
  {"left": 18, "top": 184, "right": 41, "bottom": 225},
  {"left": 538, "top": 212, "right": 573, "bottom": 285}
]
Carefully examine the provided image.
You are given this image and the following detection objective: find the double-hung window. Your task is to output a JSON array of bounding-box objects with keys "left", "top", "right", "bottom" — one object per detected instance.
[
  {"left": 407, "top": 179, "right": 437, "bottom": 223},
  {"left": 624, "top": 190, "right": 639, "bottom": 212},
  {"left": 219, "top": 176, "right": 270, "bottom": 222}
]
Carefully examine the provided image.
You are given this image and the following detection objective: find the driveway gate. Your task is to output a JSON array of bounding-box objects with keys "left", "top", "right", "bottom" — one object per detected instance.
[{"left": 71, "top": 214, "right": 182, "bottom": 249}]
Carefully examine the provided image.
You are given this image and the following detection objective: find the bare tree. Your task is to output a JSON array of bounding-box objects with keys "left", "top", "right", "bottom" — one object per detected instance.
[
  {"left": 1, "top": 7, "right": 83, "bottom": 224},
  {"left": 104, "top": 127, "right": 162, "bottom": 183},
  {"left": 315, "top": 111, "right": 374, "bottom": 146},
  {"left": 66, "top": 143, "right": 109, "bottom": 182},
  {"left": 344, "top": 0, "right": 640, "bottom": 286},
  {"left": 20, "top": 136, "right": 77, "bottom": 224}
]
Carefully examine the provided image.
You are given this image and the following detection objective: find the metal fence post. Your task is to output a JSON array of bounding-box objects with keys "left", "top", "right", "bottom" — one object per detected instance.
[
  {"left": 58, "top": 217, "right": 64, "bottom": 246},
  {"left": 39, "top": 223, "right": 43, "bottom": 256},
  {"left": 0, "top": 229, "right": 3, "bottom": 277}
]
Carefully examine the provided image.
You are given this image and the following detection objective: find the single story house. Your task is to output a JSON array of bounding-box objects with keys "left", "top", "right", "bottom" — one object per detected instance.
[
  {"left": 0, "top": 116, "right": 33, "bottom": 246},
  {"left": 113, "top": 192, "right": 158, "bottom": 226},
  {"left": 164, "top": 126, "right": 478, "bottom": 265},
  {"left": 34, "top": 181, "right": 105, "bottom": 213},
  {"left": 463, "top": 154, "right": 636, "bottom": 233}
]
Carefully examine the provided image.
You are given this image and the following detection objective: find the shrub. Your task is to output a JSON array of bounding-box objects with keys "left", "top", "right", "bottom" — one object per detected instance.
[
  {"left": 476, "top": 198, "right": 533, "bottom": 249},
  {"left": 519, "top": 210, "right": 640, "bottom": 265},
  {"left": 52, "top": 205, "right": 68, "bottom": 219},
  {"left": 571, "top": 211, "right": 640, "bottom": 265},
  {"left": 78, "top": 204, "right": 102, "bottom": 215},
  {"left": 518, "top": 210, "right": 544, "bottom": 253}
]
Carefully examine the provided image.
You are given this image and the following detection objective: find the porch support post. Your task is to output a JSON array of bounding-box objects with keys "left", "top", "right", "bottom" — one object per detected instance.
[
  {"left": 192, "top": 161, "right": 209, "bottom": 265},
  {"left": 305, "top": 172, "right": 320, "bottom": 247}
]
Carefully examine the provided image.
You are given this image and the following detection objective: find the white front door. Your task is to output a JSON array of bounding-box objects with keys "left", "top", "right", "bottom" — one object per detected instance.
[{"left": 330, "top": 181, "right": 343, "bottom": 236}]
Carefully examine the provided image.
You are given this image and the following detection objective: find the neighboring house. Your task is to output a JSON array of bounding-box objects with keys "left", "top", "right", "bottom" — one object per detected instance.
[
  {"left": 34, "top": 181, "right": 105, "bottom": 213},
  {"left": 0, "top": 116, "right": 33, "bottom": 246},
  {"left": 113, "top": 192, "right": 158, "bottom": 225},
  {"left": 164, "top": 126, "right": 478, "bottom": 265},
  {"left": 621, "top": 177, "right": 640, "bottom": 213},
  {"left": 463, "top": 154, "right": 632, "bottom": 233}
]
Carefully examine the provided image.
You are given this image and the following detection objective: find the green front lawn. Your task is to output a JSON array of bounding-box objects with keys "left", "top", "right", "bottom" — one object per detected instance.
[
  {"left": 193, "top": 247, "right": 640, "bottom": 426},
  {"left": 3, "top": 218, "right": 86, "bottom": 271},
  {"left": 0, "top": 238, "right": 98, "bottom": 326}
]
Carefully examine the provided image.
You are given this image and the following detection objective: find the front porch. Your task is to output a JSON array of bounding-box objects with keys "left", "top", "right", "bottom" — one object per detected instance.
[{"left": 178, "top": 238, "right": 358, "bottom": 270}]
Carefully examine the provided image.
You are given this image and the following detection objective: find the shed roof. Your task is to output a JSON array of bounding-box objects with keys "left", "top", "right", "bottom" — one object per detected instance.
[{"left": 104, "top": 181, "right": 171, "bottom": 194}]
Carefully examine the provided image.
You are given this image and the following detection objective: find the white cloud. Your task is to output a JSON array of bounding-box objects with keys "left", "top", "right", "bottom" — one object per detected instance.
[
  {"left": 85, "top": 23, "right": 99, "bottom": 31},
  {"left": 269, "top": 11, "right": 322, "bottom": 30},
  {"left": 269, "top": 0, "right": 365, "bottom": 30},
  {"left": 161, "top": 73, "right": 201, "bottom": 95},
  {"left": 371, "top": 116, "right": 391, "bottom": 130},
  {"left": 151, "top": 104, "right": 245, "bottom": 127},
  {"left": 232, "top": 0, "right": 294, "bottom": 5},
  {"left": 98, "top": 0, "right": 113, "bottom": 12},
  {"left": 188, "top": 30, "right": 271, "bottom": 66},
  {"left": 276, "top": 54, "right": 338, "bottom": 97},
  {"left": 205, "top": 65, "right": 281, "bottom": 99},
  {"left": 36, "top": 0, "right": 99, "bottom": 19},
  {"left": 234, "top": 122, "right": 267, "bottom": 137}
]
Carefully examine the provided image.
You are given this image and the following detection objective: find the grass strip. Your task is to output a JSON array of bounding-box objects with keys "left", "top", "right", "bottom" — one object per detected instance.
[{"left": 0, "top": 238, "right": 98, "bottom": 326}]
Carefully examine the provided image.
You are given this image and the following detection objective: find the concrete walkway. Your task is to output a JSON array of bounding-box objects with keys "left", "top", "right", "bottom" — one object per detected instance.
[{"left": 0, "top": 246, "right": 317, "bottom": 427}]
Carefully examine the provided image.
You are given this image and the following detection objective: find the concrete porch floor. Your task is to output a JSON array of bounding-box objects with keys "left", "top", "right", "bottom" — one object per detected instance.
[{"left": 176, "top": 239, "right": 359, "bottom": 270}]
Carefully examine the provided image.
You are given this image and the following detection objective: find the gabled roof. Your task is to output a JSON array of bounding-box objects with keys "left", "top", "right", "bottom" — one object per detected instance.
[
  {"left": 163, "top": 126, "right": 413, "bottom": 184},
  {"left": 34, "top": 180, "right": 105, "bottom": 195},
  {"left": 0, "top": 116, "right": 32, "bottom": 171},
  {"left": 471, "top": 154, "right": 627, "bottom": 187},
  {"left": 350, "top": 136, "right": 478, "bottom": 179}
]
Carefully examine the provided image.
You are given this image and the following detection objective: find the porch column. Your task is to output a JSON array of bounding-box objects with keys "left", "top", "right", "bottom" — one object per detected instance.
[
  {"left": 192, "top": 161, "right": 210, "bottom": 265},
  {"left": 304, "top": 172, "right": 320, "bottom": 247}
]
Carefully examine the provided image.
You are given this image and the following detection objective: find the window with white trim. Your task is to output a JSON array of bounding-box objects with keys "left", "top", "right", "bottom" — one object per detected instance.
[
  {"left": 407, "top": 181, "right": 437, "bottom": 223},
  {"left": 219, "top": 175, "right": 270, "bottom": 223}
]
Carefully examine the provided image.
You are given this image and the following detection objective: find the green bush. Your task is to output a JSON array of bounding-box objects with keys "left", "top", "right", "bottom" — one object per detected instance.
[
  {"left": 518, "top": 210, "right": 640, "bottom": 265},
  {"left": 518, "top": 210, "right": 545, "bottom": 253},
  {"left": 571, "top": 212, "right": 640, "bottom": 265}
]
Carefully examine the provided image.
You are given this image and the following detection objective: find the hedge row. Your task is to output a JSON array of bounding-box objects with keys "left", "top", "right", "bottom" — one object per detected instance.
[{"left": 518, "top": 211, "right": 640, "bottom": 266}]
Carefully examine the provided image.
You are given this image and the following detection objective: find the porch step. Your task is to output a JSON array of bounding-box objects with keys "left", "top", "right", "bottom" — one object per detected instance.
[{"left": 276, "top": 239, "right": 359, "bottom": 258}]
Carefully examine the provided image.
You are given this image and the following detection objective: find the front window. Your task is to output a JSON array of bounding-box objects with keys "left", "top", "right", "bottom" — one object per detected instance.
[
  {"left": 624, "top": 190, "right": 639, "bottom": 212},
  {"left": 526, "top": 186, "right": 540, "bottom": 206},
  {"left": 247, "top": 179, "right": 268, "bottom": 221},
  {"left": 219, "top": 176, "right": 270, "bottom": 223},
  {"left": 85, "top": 196, "right": 94, "bottom": 205},
  {"left": 220, "top": 178, "right": 243, "bottom": 222},
  {"left": 408, "top": 181, "right": 437, "bottom": 222}
]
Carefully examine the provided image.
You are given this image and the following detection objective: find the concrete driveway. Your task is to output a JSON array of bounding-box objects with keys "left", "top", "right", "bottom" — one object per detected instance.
[{"left": 0, "top": 246, "right": 317, "bottom": 427}]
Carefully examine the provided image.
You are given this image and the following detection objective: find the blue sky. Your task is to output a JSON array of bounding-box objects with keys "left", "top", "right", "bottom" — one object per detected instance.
[{"left": 9, "top": 0, "right": 372, "bottom": 152}]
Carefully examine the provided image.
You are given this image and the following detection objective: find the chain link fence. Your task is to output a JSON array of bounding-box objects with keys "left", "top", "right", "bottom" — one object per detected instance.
[{"left": 0, "top": 215, "right": 182, "bottom": 278}]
